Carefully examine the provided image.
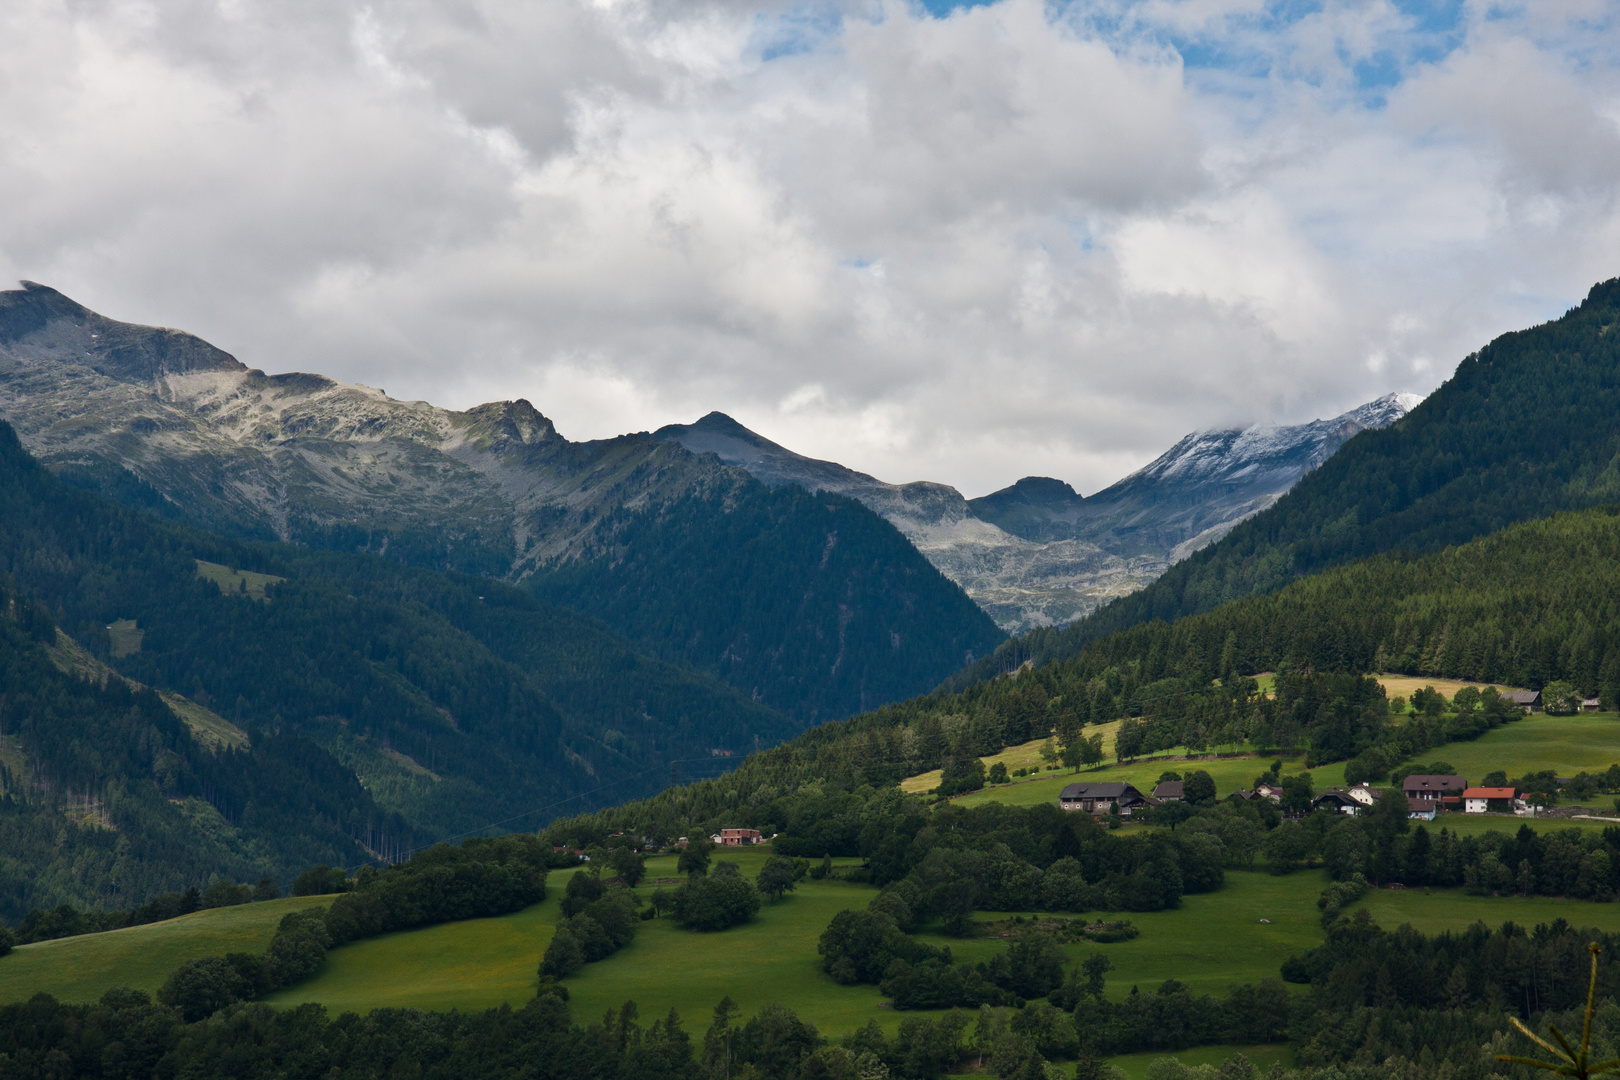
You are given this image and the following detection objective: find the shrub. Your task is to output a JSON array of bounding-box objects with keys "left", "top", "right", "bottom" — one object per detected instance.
[
  {"left": 818, "top": 909, "right": 942, "bottom": 984},
  {"left": 158, "top": 956, "right": 248, "bottom": 1022},
  {"left": 672, "top": 869, "right": 761, "bottom": 931}
]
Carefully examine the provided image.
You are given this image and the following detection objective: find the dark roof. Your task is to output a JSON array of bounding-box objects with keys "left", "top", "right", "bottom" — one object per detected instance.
[
  {"left": 1403, "top": 774, "right": 1468, "bottom": 791},
  {"left": 1408, "top": 797, "right": 1442, "bottom": 812},
  {"left": 1505, "top": 690, "right": 1541, "bottom": 704},
  {"left": 1060, "top": 782, "right": 1140, "bottom": 800},
  {"left": 1314, "top": 790, "right": 1359, "bottom": 806},
  {"left": 1153, "top": 781, "right": 1185, "bottom": 799}
]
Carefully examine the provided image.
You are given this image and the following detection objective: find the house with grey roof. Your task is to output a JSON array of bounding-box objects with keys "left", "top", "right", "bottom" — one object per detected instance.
[{"left": 1060, "top": 782, "right": 1150, "bottom": 816}]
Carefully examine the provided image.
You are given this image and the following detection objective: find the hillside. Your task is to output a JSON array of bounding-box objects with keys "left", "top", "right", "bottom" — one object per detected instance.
[
  {"left": 534, "top": 503, "right": 1620, "bottom": 853},
  {"left": 0, "top": 282, "right": 1002, "bottom": 723},
  {"left": 984, "top": 276, "right": 1620, "bottom": 674},
  {"left": 0, "top": 419, "right": 799, "bottom": 914},
  {"left": 655, "top": 396, "right": 1412, "bottom": 633}
]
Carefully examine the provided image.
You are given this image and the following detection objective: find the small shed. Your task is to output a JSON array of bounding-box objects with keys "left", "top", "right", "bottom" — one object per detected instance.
[
  {"left": 1505, "top": 690, "right": 1542, "bottom": 713},
  {"left": 1152, "top": 780, "right": 1185, "bottom": 802}
]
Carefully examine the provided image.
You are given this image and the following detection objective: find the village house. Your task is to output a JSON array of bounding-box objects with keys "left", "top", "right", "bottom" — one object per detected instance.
[
  {"left": 1313, "top": 789, "right": 1363, "bottom": 814},
  {"left": 1402, "top": 774, "right": 1468, "bottom": 799},
  {"left": 1059, "top": 782, "right": 1151, "bottom": 816},
  {"left": 1505, "top": 690, "right": 1542, "bottom": 713},
  {"left": 1408, "top": 797, "right": 1441, "bottom": 821},
  {"left": 1463, "top": 786, "right": 1518, "bottom": 813},
  {"left": 1346, "top": 783, "right": 1381, "bottom": 807},
  {"left": 1152, "top": 780, "right": 1184, "bottom": 802},
  {"left": 714, "top": 828, "right": 764, "bottom": 846}
]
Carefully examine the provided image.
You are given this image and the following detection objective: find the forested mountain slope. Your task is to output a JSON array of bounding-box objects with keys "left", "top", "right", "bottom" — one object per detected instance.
[
  {"left": 0, "top": 420, "right": 795, "bottom": 913},
  {"left": 654, "top": 396, "right": 1411, "bottom": 633},
  {"left": 0, "top": 282, "right": 1001, "bottom": 723},
  {"left": 965, "top": 275, "right": 1620, "bottom": 677},
  {"left": 541, "top": 503, "right": 1620, "bottom": 844}
]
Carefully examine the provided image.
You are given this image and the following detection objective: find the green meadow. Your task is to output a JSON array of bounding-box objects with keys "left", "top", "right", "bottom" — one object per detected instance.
[
  {"left": 1387, "top": 712, "right": 1620, "bottom": 784},
  {"left": 953, "top": 757, "right": 1342, "bottom": 811},
  {"left": 0, "top": 895, "right": 330, "bottom": 1004},
  {"left": 7, "top": 709, "right": 1620, "bottom": 1047}
]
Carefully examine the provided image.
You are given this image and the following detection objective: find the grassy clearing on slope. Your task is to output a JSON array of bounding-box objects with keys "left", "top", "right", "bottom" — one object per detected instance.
[
  {"left": 952, "top": 758, "right": 1343, "bottom": 811},
  {"left": 195, "top": 559, "right": 285, "bottom": 601},
  {"left": 265, "top": 880, "right": 568, "bottom": 1015},
  {"left": 1390, "top": 712, "right": 1620, "bottom": 783},
  {"left": 0, "top": 896, "right": 331, "bottom": 1005},
  {"left": 1374, "top": 675, "right": 1524, "bottom": 702}
]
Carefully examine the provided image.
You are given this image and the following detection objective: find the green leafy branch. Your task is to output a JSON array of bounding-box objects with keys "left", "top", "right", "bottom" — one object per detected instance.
[{"left": 1498, "top": 943, "right": 1620, "bottom": 1080}]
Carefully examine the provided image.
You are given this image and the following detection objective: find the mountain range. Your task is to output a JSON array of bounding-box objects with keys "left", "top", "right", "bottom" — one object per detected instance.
[
  {"left": 0, "top": 282, "right": 1002, "bottom": 725},
  {"left": 966, "top": 275, "right": 1620, "bottom": 680},
  {"left": 655, "top": 393, "right": 1417, "bottom": 632}
]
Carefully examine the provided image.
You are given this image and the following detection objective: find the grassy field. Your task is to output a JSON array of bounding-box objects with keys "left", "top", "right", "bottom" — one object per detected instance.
[
  {"left": 1356, "top": 883, "right": 1620, "bottom": 934},
  {"left": 1107, "top": 1044, "right": 1293, "bottom": 1080},
  {"left": 1389, "top": 712, "right": 1620, "bottom": 783},
  {"left": 279, "top": 856, "right": 1329, "bottom": 1025},
  {"left": 952, "top": 758, "right": 1340, "bottom": 811},
  {"left": 195, "top": 559, "right": 285, "bottom": 601},
  {"left": 1374, "top": 675, "right": 1523, "bottom": 702},
  {"left": 0, "top": 895, "right": 330, "bottom": 1004}
]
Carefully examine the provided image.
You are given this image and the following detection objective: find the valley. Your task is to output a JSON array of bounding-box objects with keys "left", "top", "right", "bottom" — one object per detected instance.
[{"left": 656, "top": 395, "right": 1416, "bottom": 634}]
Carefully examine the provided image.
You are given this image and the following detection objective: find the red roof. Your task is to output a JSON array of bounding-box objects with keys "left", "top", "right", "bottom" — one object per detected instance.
[{"left": 1463, "top": 787, "right": 1516, "bottom": 799}]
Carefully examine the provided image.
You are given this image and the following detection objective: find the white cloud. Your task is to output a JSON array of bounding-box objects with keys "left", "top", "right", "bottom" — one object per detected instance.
[{"left": 0, "top": 0, "right": 1616, "bottom": 497}]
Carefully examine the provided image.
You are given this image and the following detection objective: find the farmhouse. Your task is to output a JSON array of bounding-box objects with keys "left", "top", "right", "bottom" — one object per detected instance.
[
  {"left": 1347, "top": 783, "right": 1381, "bottom": 807},
  {"left": 1059, "top": 782, "right": 1150, "bottom": 816},
  {"left": 1463, "top": 787, "right": 1518, "bottom": 813},
  {"left": 1505, "top": 690, "right": 1542, "bottom": 713},
  {"left": 715, "top": 828, "right": 763, "bottom": 846},
  {"left": 1403, "top": 774, "right": 1467, "bottom": 799},
  {"left": 1152, "top": 780, "right": 1184, "bottom": 802},
  {"left": 1583, "top": 697, "right": 1603, "bottom": 712},
  {"left": 1314, "top": 789, "right": 1363, "bottom": 814}
]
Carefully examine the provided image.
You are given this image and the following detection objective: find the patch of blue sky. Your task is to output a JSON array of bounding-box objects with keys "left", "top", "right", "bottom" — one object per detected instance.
[
  {"left": 753, "top": 5, "right": 844, "bottom": 62},
  {"left": 1058, "top": 0, "right": 1468, "bottom": 98},
  {"left": 916, "top": 0, "right": 1000, "bottom": 16}
]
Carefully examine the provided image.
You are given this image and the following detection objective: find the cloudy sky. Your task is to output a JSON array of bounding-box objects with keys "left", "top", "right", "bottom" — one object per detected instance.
[{"left": 1, "top": 0, "right": 1616, "bottom": 496}]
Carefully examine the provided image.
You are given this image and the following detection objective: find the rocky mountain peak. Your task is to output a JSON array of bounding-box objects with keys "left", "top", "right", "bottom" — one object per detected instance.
[
  {"left": 461, "top": 399, "right": 558, "bottom": 448},
  {"left": 0, "top": 281, "right": 246, "bottom": 381}
]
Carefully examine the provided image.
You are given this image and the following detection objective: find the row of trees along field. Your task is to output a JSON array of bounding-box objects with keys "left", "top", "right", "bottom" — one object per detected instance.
[{"left": 965, "top": 276, "right": 1620, "bottom": 682}]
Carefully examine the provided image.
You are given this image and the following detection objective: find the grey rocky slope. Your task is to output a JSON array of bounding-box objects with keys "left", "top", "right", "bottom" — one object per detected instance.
[
  {"left": 0, "top": 282, "right": 1002, "bottom": 723},
  {"left": 656, "top": 394, "right": 1418, "bottom": 633}
]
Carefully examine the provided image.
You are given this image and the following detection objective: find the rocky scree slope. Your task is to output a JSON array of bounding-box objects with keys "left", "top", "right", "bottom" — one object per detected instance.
[
  {"left": 655, "top": 394, "right": 1414, "bottom": 634},
  {"left": 0, "top": 283, "right": 1002, "bottom": 724}
]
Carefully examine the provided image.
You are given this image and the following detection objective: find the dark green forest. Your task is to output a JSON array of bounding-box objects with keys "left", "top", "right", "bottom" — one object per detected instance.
[
  {"left": 0, "top": 581, "right": 405, "bottom": 920},
  {"left": 534, "top": 504, "right": 1620, "bottom": 849},
  {"left": 533, "top": 484, "right": 1004, "bottom": 725},
  {"left": 962, "top": 276, "right": 1620, "bottom": 681},
  {"left": 0, "top": 420, "right": 801, "bottom": 913}
]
